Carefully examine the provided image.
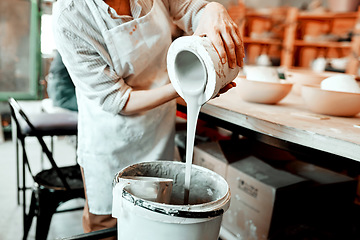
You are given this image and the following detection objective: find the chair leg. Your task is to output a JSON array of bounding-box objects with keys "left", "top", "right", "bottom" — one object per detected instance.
[
  {"left": 11, "top": 117, "right": 21, "bottom": 205},
  {"left": 22, "top": 143, "right": 27, "bottom": 236},
  {"left": 35, "top": 191, "right": 60, "bottom": 240},
  {"left": 16, "top": 137, "right": 20, "bottom": 205},
  {"left": 35, "top": 210, "right": 56, "bottom": 240},
  {"left": 23, "top": 191, "right": 37, "bottom": 240}
]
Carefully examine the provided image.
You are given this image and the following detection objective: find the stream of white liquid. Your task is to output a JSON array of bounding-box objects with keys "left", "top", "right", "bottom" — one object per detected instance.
[
  {"left": 183, "top": 94, "right": 202, "bottom": 204},
  {"left": 178, "top": 59, "right": 206, "bottom": 204},
  {"left": 174, "top": 49, "right": 207, "bottom": 204}
]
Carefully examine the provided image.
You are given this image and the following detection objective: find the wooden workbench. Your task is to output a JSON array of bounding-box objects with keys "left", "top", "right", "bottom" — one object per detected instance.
[{"left": 178, "top": 86, "right": 360, "bottom": 162}]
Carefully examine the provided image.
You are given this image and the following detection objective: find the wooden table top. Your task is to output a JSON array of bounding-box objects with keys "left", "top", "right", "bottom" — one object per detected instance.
[{"left": 180, "top": 85, "right": 360, "bottom": 162}]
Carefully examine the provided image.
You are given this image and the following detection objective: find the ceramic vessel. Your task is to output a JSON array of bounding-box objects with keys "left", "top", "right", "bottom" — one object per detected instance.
[
  {"left": 301, "top": 84, "right": 360, "bottom": 117},
  {"left": 320, "top": 74, "right": 360, "bottom": 93},
  {"left": 244, "top": 65, "right": 280, "bottom": 83},
  {"left": 284, "top": 69, "right": 331, "bottom": 95},
  {"left": 237, "top": 77, "right": 293, "bottom": 104},
  {"left": 167, "top": 36, "right": 240, "bottom": 105}
]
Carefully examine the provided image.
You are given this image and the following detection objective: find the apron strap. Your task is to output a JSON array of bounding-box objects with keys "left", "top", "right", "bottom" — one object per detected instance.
[{"left": 85, "top": 0, "right": 109, "bottom": 31}]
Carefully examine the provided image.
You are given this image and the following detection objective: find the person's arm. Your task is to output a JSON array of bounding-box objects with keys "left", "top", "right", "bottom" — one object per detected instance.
[
  {"left": 165, "top": 0, "right": 208, "bottom": 34},
  {"left": 53, "top": 4, "right": 178, "bottom": 116},
  {"left": 53, "top": 8, "right": 132, "bottom": 115},
  {"left": 125, "top": 1, "right": 244, "bottom": 113},
  {"left": 121, "top": 83, "right": 179, "bottom": 115}
]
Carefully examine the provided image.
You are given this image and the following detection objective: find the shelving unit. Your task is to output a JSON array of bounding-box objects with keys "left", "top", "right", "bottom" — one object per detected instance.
[
  {"left": 227, "top": 4, "right": 360, "bottom": 74},
  {"left": 282, "top": 7, "right": 360, "bottom": 73},
  {"left": 234, "top": 7, "right": 289, "bottom": 66}
]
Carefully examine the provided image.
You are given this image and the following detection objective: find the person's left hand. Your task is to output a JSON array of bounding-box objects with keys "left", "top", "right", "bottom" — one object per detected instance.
[
  {"left": 214, "top": 81, "right": 236, "bottom": 98},
  {"left": 194, "top": 2, "right": 245, "bottom": 69}
]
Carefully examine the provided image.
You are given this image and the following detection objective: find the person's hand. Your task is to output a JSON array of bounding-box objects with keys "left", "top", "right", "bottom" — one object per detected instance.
[
  {"left": 214, "top": 81, "right": 237, "bottom": 98},
  {"left": 194, "top": 2, "right": 245, "bottom": 69}
]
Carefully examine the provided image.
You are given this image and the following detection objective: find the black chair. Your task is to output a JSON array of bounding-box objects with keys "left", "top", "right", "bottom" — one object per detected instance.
[
  {"left": 8, "top": 98, "right": 85, "bottom": 240},
  {"left": 13, "top": 100, "right": 78, "bottom": 205}
]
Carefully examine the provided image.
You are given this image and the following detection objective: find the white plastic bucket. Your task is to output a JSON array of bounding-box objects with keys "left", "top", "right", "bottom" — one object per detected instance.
[{"left": 112, "top": 161, "right": 231, "bottom": 240}]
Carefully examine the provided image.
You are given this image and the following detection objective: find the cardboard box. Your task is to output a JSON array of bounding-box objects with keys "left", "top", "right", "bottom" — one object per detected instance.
[
  {"left": 193, "top": 139, "right": 251, "bottom": 178},
  {"left": 222, "top": 156, "right": 309, "bottom": 240},
  {"left": 193, "top": 140, "right": 357, "bottom": 239},
  {"left": 281, "top": 160, "right": 357, "bottom": 222},
  {"left": 222, "top": 155, "right": 357, "bottom": 240}
]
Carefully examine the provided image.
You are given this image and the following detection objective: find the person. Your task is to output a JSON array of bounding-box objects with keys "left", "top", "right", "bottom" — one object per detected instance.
[
  {"left": 46, "top": 51, "right": 78, "bottom": 112},
  {"left": 52, "top": 0, "right": 244, "bottom": 235}
]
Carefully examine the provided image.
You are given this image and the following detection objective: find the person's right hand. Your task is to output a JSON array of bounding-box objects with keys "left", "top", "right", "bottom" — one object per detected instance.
[{"left": 194, "top": 2, "right": 245, "bottom": 69}]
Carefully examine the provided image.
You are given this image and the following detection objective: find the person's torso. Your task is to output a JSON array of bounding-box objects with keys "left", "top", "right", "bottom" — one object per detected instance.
[{"left": 76, "top": 0, "right": 176, "bottom": 162}]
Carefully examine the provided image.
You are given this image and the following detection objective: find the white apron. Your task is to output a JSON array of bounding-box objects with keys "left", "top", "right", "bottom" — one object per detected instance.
[{"left": 81, "top": 0, "right": 176, "bottom": 214}]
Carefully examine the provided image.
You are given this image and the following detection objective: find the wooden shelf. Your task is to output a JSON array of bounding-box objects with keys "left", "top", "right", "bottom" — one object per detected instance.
[
  {"left": 245, "top": 7, "right": 288, "bottom": 18},
  {"left": 243, "top": 37, "right": 282, "bottom": 45},
  {"left": 293, "top": 40, "right": 352, "bottom": 48},
  {"left": 228, "top": 6, "right": 288, "bottom": 65},
  {"left": 298, "top": 11, "right": 358, "bottom": 20}
]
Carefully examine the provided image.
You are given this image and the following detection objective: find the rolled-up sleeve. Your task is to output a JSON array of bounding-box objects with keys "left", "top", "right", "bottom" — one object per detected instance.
[
  {"left": 53, "top": 5, "right": 132, "bottom": 115},
  {"left": 164, "top": 0, "right": 208, "bottom": 34}
]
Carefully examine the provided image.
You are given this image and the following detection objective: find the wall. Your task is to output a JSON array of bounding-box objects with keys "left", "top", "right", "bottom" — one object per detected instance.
[{"left": 0, "top": 0, "right": 31, "bottom": 93}]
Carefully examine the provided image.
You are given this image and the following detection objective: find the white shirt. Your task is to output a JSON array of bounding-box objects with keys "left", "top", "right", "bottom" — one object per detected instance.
[{"left": 53, "top": 0, "right": 207, "bottom": 214}]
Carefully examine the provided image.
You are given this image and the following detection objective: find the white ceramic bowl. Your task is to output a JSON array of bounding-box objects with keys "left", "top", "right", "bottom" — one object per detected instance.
[
  {"left": 301, "top": 84, "right": 360, "bottom": 117},
  {"left": 237, "top": 78, "right": 293, "bottom": 104},
  {"left": 284, "top": 69, "right": 332, "bottom": 95},
  {"left": 321, "top": 74, "right": 360, "bottom": 93}
]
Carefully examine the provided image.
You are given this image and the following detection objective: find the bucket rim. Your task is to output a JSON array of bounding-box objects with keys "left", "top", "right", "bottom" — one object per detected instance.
[
  {"left": 113, "top": 161, "right": 231, "bottom": 219},
  {"left": 121, "top": 187, "right": 230, "bottom": 219}
]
